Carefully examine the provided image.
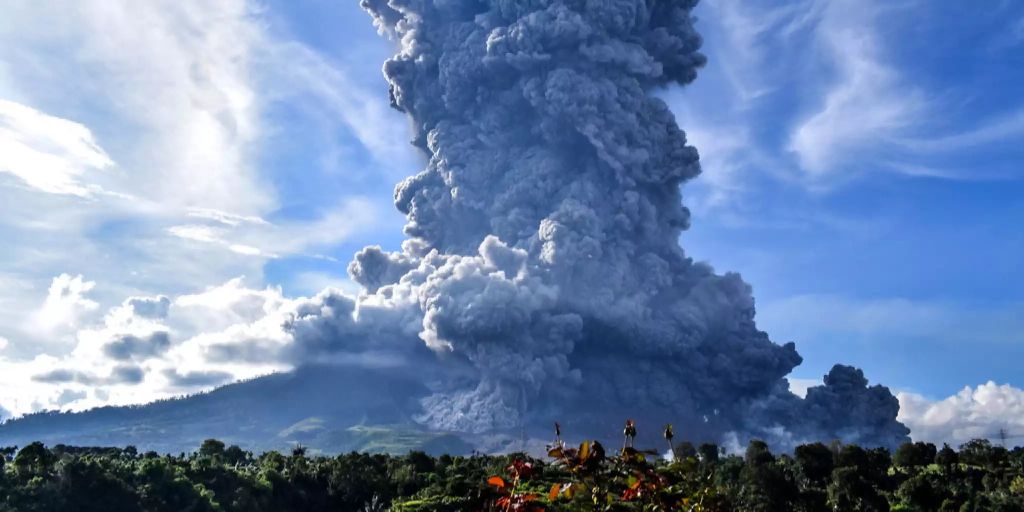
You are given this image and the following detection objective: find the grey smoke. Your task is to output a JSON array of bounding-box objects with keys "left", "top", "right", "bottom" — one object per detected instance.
[{"left": 282, "top": 0, "right": 909, "bottom": 449}]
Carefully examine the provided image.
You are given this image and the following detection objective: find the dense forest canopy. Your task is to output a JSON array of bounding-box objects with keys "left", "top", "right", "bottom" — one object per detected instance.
[{"left": 1, "top": 432, "right": 1021, "bottom": 511}]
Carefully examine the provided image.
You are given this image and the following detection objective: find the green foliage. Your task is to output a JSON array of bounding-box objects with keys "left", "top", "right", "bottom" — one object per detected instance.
[
  {"left": 0, "top": 437, "right": 1020, "bottom": 511},
  {"left": 895, "top": 441, "right": 937, "bottom": 469}
]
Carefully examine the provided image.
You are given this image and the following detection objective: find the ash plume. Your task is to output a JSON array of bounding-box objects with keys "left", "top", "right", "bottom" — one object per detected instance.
[{"left": 285, "top": 0, "right": 909, "bottom": 449}]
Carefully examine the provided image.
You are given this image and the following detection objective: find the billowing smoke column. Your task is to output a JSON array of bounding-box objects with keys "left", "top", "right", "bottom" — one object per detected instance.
[{"left": 285, "top": 0, "right": 909, "bottom": 449}]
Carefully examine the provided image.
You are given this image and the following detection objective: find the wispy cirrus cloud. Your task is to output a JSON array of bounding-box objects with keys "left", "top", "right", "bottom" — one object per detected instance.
[
  {"left": 668, "top": 0, "right": 1024, "bottom": 213},
  {"left": 0, "top": 99, "right": 114, "bottom": 197},
  {"left": 167, "top": 197, "right": 384, "bottom": 259},
  {"left": 786, "top": 2, "right": 927, "bottom": 180}
]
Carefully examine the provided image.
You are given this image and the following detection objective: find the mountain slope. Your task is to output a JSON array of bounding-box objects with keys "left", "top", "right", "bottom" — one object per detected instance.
[{"left": 0, "top": 365, "right": 472, "bottom": 455}]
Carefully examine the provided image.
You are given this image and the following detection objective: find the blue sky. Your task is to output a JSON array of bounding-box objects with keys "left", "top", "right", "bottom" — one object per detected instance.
[{"left": 0, "top": 0, "right": 1022, "bottom": 444}]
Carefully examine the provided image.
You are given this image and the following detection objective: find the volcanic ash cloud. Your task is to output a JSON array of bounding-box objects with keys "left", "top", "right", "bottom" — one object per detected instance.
[{"left": 284, "top": 0, "right": 910, "bottom": 449}]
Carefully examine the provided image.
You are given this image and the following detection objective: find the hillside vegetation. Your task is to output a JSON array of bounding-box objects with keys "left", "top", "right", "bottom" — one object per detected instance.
[{"left": 1, "top": 425, "right": 1022, "bottom": 511}]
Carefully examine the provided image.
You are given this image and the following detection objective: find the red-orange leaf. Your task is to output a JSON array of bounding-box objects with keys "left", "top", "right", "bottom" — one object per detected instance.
[
  {"left": 548, "top": 484, "right": 560, "bottom": 501},
  {"left": 488, "top": 476, "right": 506, "bottom": 489}
]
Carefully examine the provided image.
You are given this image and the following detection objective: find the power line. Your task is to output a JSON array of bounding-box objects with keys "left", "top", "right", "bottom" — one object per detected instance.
[{"left": 993, "top": 428, "right": 1024, "bottom": 448}]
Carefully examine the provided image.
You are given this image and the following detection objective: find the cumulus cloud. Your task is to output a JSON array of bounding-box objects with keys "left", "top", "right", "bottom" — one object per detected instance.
[
  {"left": 108, "top": 365, "right": 145, "bottom": 385},
  {"left": 102, "top": 331, "right": 171, "bottom": 361},
  {"left": 899, "top": 382, "right": 1024, "bottom": 446},
  {"left": 31, "top": 274, "right": 99, "bottom": 334},
  {"left": 56, "top": 389, "right": 88, "bottom": 407},
  {"left": 125, "top": 296, "right": 171, "bottom": 319},
  {"left": 0, "top": 277, "right": 301, "bottom": 418},
  {"left": 32, "top": 364, "right": 143, "bottom": 386},
  {"left": 31, "top": 369, "right": 87, "bottom": 385}
]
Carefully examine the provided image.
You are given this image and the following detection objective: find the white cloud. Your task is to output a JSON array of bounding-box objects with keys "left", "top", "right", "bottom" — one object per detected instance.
[
  {"left": 0, "top": 0, "right": 410, "bottom": 419},
  {"left": 77, "top": 1, "right": 268, "bottom": 213},
  {"left": 702, "top": 0, "right": 815, "bottom": 102},
  {"left": 675, "top": 121, "right": 759, "bottom": 213},
  {"left": 173, "top": 277, "right": 289, "bottom": 332},
  {"left": 290, "top": 271, "right": 361, "bottom": 296},
  {"left": 902, "top": 109, "right": 1024, "bottom": 152},
  {"left": 0, "top": 99, "right": 114, "bottom": 196},
  {"left": 260, "top": 41, "right": 420, "bottom": 179},
  {"left": 0, "top": 336, "right": 8, "bottom": 351},
  {"left": 167, "top": 225, "right": 222, "bottom": 244},
  {"left": 899, "top": 382, "right": 1024, "bottom": 446},
  {"left": 0, "top": 277, "right": 302, "bottom": 418},
  {"left": 787, "top": 377, "right": 818, "bottom": 398},
  {"left": 186, "top": 207, "right": 269, "bottom": 227},
  {"left": 669, "top": 0, "right": 1024, "bottom": 212},
  {"left": 31, "top": 274, "right": 99, "bottom": 334},
  {"left": 0, "top": 0, "right": 275, "bottom": 213},
  {"left": 0, "top": 0, "right": 281, "bottom": 343},
  {"left": 167, "top": 197, "right": 383, "bottom": 259},
  {"left": 0, "top": 0, "right": 401, "bottom": 366},
  {"left": 787, "top": 1, "right": 925, "bottom": 179}
]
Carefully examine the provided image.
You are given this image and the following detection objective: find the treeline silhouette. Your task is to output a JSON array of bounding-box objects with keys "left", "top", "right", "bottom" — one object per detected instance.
[{"left": 0, "top": 435, "right": 1022, "bottom": 511}]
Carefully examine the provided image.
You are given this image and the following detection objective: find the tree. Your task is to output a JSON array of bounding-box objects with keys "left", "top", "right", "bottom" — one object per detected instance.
[
  {"left": 745, "top": 440, "right": 775, "bottom": 466},
  {"left": 795, "top": 442, "right": 834, "bottom": 487},
  {"left": 836, "top": 445, "right": 869, "bottom": 473},
  {"left": 674, "top": 441, "right": 698, "bottom": 460},
  {"left": 198, "top": 439, "right": 225, "bottom": 459},
  {"left": 1, "top": 445, "right": 17, "bottom": 464},
  {"left": 895, "top": 442, "right": 937, "bottom": 469},
  {"left": 224, "top": 445, "right": 248, "bottom": 466},
  {"left": 14, "top": 441, "right": 55, "bottom": 476},
  {"left": 698, "top": 443, "right": 719, "bottom": 465},
  {"left": 738, "top": 440, "right": 797, "bottom": 511},
  {"left": 959, "top": 439, "right": 995, "bottom": 468},
  {"left": 936, "top": 443, "right": 959, "bottom": 468},
  {"left": 828, "top": 466, "right": 888, "bottom": 512},
  {"left": 896, "top": 473, "right": 945, "bottom": 511}
]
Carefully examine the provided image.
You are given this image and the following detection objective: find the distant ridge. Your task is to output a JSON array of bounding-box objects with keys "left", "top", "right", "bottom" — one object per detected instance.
[{"left": 0, "top": 365, "right": 472, "bottom": 455}]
